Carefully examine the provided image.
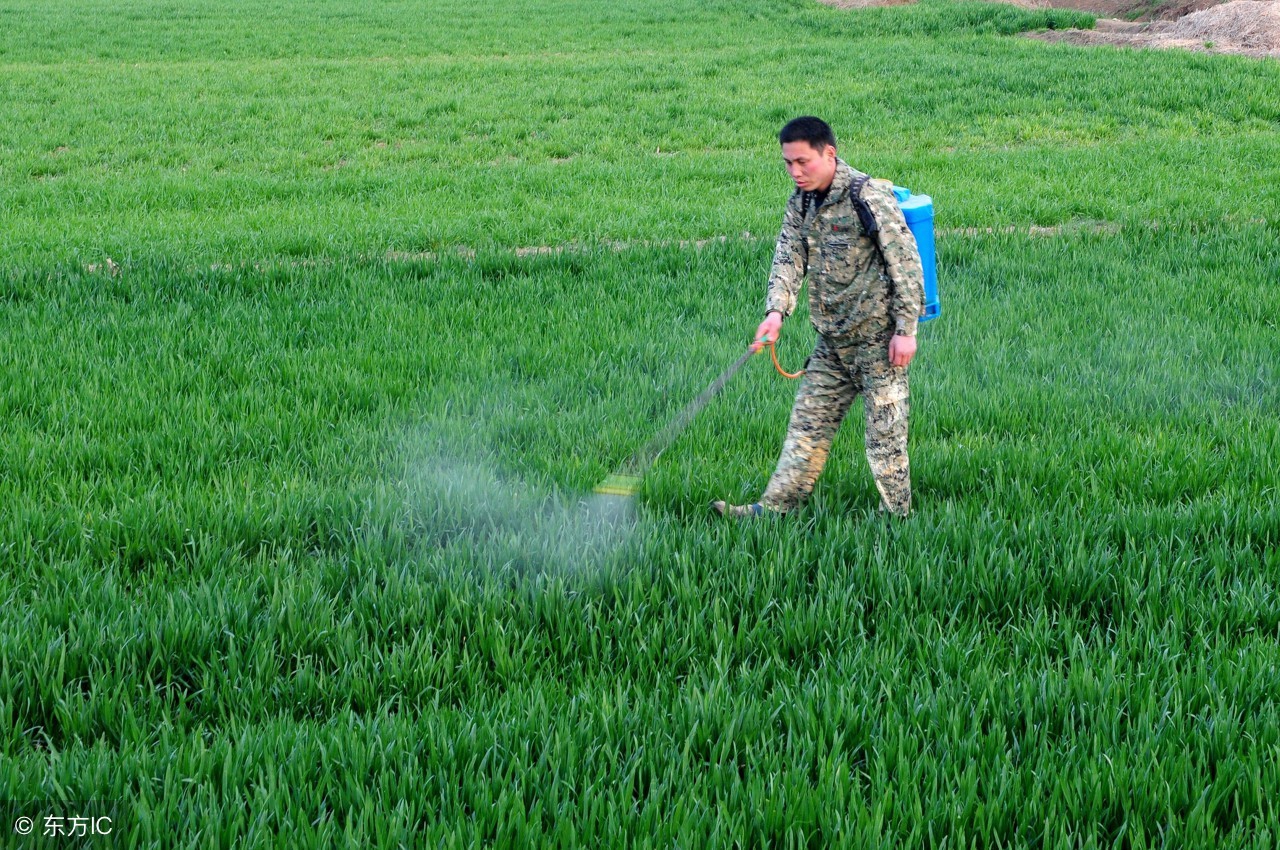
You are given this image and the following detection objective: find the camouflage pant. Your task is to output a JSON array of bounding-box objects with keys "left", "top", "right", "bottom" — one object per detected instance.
[{"left": 760, "top": 331, "right": 911, "bottom": 516}]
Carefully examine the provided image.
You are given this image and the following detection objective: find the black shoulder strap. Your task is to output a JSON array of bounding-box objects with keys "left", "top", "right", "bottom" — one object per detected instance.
[{"left": 850, "top": 175, "right": 880, "bottom": 238}]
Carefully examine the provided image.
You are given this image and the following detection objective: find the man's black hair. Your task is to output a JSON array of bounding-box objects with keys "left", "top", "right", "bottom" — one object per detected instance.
[{"left": 778, "top": 116, "right": 836, "bottom": 151}]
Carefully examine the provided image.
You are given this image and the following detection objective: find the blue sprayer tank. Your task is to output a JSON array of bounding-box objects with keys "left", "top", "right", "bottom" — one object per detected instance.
[{"left": 892, "top": 186, "right": 940, "bottom": 322}]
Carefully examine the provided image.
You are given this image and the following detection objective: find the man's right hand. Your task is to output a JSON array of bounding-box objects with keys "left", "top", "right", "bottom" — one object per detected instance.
[{"left": 751, "top": 311, "right": 783, "bottom": 352}]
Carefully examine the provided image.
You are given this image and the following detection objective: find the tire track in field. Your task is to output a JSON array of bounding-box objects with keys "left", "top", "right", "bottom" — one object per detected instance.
[{"left": 79, "top": 217, "right": 1268, "bottom": 276}]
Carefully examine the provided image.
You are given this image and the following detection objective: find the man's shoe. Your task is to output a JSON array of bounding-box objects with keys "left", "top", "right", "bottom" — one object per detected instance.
[{"left": 711, "top": 500, "right": 766, "bottom": 518}]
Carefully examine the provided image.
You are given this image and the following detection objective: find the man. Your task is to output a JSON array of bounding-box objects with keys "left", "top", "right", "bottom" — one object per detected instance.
[{"left": 713, "top": 116, "right": 924, "bottom": 519}]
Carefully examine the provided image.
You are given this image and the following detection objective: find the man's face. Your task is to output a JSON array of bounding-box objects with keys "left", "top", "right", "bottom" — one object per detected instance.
[{"left": 781, "top": 140, "right": 837, "bottom": 193}]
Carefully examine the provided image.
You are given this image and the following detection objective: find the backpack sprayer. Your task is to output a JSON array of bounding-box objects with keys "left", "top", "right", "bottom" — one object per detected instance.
[
  {"left": 892, "top": 186, "right": 940, "bottom": 321},
  {"left": 593, "top": 182, "right": 939, "bottom": 501}
]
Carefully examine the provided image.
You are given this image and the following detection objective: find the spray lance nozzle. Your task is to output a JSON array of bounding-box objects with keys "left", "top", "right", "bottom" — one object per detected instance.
[{"left": 594, "top": 472, "right": 642, "bottom": 498}]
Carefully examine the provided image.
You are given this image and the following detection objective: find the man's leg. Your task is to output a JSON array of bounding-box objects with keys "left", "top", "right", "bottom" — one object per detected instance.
[
  {"left": 862, "top": 366, "right": 911, "bottom": 517},
  {"left": 758, "top": 337, "right": 858, "bottom": 513}
]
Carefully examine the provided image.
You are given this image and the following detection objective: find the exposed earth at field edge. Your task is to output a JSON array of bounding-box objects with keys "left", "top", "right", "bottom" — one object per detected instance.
[
  {"left": 822, "top": 0, "right": 1280, "bottom": 58},
  {"left": 1002, "top": 1, "right": 1244, "bottom": 21},
  {"left": 822, "top": 0, "right": 1238, "bottom": 20}
]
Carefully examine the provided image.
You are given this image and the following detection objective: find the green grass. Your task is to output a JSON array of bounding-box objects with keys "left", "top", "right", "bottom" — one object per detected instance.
[
  {"left": 3, "top": 0, "right": 1277, "bottom": 263},
  {"left": 3, "top": 0, "right": 1280, "bottom": 847}
]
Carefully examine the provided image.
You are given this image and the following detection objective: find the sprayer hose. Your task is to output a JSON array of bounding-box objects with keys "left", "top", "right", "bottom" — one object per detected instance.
[{"left": 763, "top": 340, "right": 804, "bottom": 379}]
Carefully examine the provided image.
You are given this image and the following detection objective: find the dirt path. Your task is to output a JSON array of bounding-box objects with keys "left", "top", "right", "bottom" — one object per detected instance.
[
  {"left": 821, "top": 0, "right": 1280, "bottom": 58},
  {"left": 820, "top": 0, "right": 1233, "bottom": 19},
  {"left": 1000, "top": 1, "right": 1238, "bottom": 22},
  {"left": 1027, "top": 0, "right": 1280, "bottom": 57}
]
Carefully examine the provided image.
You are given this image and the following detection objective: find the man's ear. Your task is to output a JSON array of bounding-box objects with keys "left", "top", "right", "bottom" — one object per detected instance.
[{"left": 825, "top": 144, "right": 837, "bottom": 160}]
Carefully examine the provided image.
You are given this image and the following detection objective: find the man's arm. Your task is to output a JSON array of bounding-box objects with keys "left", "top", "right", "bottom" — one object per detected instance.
[
  {"left": 864, "top": 179, "right": 924, "bottom": 339},
  {"left": 765, "top": 195, "right": 808, "bottom": 322}
]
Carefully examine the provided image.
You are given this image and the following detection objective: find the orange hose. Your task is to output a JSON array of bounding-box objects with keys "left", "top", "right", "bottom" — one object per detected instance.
[{"left": 762, "top": 340, "right": 804, "bottom": 379}]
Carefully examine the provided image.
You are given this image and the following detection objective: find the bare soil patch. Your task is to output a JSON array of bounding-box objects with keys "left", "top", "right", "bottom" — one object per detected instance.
[
  {"left": 820, "top": 0, "right": 913, "bottom": 7},
  {"left": 1027, "top": 0, "right": 1280, "bottom": 57},
  {"left": 999, "top": 1, "right": 1240, "bottom": 21},
  {"left": 819, "top": 0, "right": 1231, "bottom": 17},
  {"left": 819, "top": 0, "right": 1280, "bottom": 58}
]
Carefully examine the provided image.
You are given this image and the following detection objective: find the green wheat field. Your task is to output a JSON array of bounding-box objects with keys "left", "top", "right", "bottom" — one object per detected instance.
[{"left": 3, "top": 0, "right": 1279, "bottom": 846}]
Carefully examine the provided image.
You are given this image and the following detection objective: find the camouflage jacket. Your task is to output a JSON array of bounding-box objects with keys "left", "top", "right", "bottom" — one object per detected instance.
[{"left": 766, "top": 159, "right": 924, "bottom": 339}]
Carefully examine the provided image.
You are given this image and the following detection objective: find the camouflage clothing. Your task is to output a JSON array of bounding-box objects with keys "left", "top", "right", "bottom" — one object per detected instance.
[
  {"left": 760, "top": 160, "right": 923, "bottom": 517},
  {"left": 760, "top": 330, "right": 911, "bottom": 516},
  {"left": 766, "top": 159, "right": 924, "bottom": 338}
]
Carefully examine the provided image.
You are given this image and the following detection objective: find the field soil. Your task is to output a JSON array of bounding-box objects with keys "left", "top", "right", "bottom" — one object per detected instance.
[
  {"left": 1027, "top": 0, "right": 1280, "bottom": 57},
  {"left": 822, "top": 0, "right": 1280, "bottom": 57},
  {"left": 1001, "top": 0, "right": 1243, "bottom": 20},
  {"left": 821, "top": 0, "right": 1233, "bottom": 16}
]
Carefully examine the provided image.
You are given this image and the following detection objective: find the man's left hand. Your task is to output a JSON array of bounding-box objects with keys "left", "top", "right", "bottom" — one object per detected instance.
[{"left": 889, "top": 334, "right": 917, "bottom": 368}]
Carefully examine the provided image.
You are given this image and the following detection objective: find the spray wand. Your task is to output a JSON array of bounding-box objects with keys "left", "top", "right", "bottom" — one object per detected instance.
[{"left": 592, "top": 338, "right": 802, "bottom": 498}]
